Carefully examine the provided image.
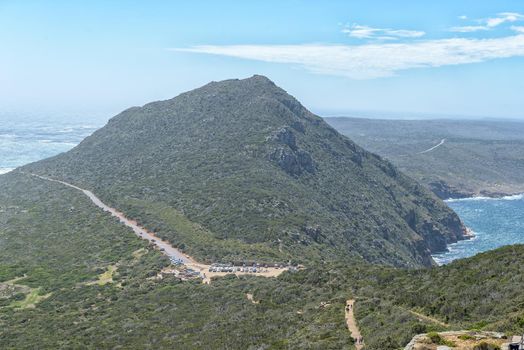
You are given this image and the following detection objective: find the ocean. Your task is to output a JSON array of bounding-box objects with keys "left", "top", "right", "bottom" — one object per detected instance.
[
  {"left": 0, "top": 117, "right": 101, "bottom": 174},
  {"left": 432, "top": 194, "right": 524, "bottom": 265}
]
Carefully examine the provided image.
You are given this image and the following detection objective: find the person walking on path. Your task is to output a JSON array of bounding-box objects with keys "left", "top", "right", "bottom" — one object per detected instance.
[{"left": 345, "top": 299, "right": 364, "bottom": 349}]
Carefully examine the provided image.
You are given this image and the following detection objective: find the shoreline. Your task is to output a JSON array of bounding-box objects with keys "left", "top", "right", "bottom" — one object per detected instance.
[
  {"left": 462, "top": 227, "right": 475, "bottom": 239},
  {"left": 434, "top": 192, "right": 524, "bottom": 265},
  {"left": 439, "top": 190, "right": 524, "bottom": 260},
  {"left": 445, "top": 192, "right": 524, "bottom": 203},
  {"left": 431, "top": 227, "right": 477, "bottom": 266}
]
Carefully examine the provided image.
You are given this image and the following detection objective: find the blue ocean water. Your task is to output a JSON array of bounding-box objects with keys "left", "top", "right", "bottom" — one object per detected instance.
[
  {"left": 432, "top": 194, "right": 524, "bottom": 265},
  {"left": 0, "top": 117, "right": 101, "bottom": 174}
]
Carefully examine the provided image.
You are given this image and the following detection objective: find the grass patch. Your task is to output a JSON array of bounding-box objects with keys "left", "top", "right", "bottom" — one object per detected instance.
[
  {"left": 10, "top": 288, "right": 51, "bottom": 309},
  {"left": 459, "top": 334, "right": 475, "bottom": 341},
  {"left": 132, "top": 248, "right": 147, "bottom": 259},
  {"left": 87, "top": 265, "right": 118, "bottom": 286}
]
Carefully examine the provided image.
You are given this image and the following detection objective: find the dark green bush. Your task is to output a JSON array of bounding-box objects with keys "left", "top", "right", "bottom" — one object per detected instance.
[{"left": 473, "top": 341, "right": 501, "bottom": 350}]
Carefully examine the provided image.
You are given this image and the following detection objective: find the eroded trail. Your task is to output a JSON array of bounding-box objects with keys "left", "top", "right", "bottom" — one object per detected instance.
[
  {"left": 23, "top": 172, "right": 289, "bottom": 283},
  {"left": 345, "top": 299, "right": 364, "bottom": 349},
  {"left": 407, "top": 309, "right": 449, "bottom": 327}
]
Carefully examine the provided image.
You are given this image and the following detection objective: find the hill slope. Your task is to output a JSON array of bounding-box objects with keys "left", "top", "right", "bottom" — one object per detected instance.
[
  {"left": 326, "top": 117, "right": 524, "bottom": 198},
  {"left": 23, "top": 76, "right": 466, "bottom": 267},
  {"left": 349, "top": 244, "right": 524, "bottom": 348},
  {"left": 0, "top": 172, "right": 352, "bottom": 349},
  {"left": 1, "top": 171, "right": 523, "bottom": 349}
]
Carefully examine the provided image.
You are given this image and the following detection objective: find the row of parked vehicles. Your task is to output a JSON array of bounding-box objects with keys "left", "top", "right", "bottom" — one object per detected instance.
[
  {"left": 169, "top": 257, "right": 185, "bottom": 265},
  {"left": 208, "top": 263, "right": 271, "bottom": 273}
]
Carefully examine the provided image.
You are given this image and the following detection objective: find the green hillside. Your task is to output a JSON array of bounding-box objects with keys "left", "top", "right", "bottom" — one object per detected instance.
[
  {"left": 349, "top": 245, "right": 524, "bottom": 348},
  {"left": 0, "top": 172, "right": 352, "bottom": 349},
  {"left": 23, "top": 76, "right": 466, "bottom": 268},
  {"left": 1, "top": 172, "right": 524, "bottom": 349},
  {"left": 326, "top": 117, "right": 524, "bottom": 198}
]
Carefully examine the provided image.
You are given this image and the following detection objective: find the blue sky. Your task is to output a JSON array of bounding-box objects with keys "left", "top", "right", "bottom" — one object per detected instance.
[{"left": 2, "top": 0, "right": 524, "bottom": 121}]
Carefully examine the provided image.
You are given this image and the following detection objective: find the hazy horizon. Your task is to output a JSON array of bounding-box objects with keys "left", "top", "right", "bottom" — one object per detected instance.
[
  {"left": 4, "top": 100, "right": 524, "bottom": 126},
  {"left": 2, "top": 1, "right": 524, "bottom": 121}
]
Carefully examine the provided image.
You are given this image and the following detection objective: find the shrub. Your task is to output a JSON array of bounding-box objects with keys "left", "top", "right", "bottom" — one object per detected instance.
[
  {"left": 473, "top": 342, "right": 501, "bottom": 350},
  {"left": 427, "top": 332, "right": 443, "bottom": 343},
  {"left": 458, "top": 334, "right": 475, "bottom": 341},
  {"left": 12, "top": 292, "right": 26, "bottom": 301},
  {"left": 412, "top": 324, "right": 427, "bottom": 334}
]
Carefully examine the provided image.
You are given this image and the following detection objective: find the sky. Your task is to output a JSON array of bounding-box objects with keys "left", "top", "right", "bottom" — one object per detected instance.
[{"left": 2, "top": 0, "right": 524, "bottom": 122}]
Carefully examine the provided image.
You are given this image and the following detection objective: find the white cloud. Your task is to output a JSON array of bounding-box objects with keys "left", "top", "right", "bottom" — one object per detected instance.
[
  {"left": 173, "top": 34, "right": 524, "bottom": 79},
  {"left": 486, "top": 12, "right": 524, "bottom": 28},
  {"left": 450, "top": 12, "right": 524, "bottom": 33},
  {"left": 450, "top": 25, "right": 489, "bottom": 33},
  {"left": 511, "top": 25, "right": 524, "bottom": 33},
  {"left": 342, "top": 24, "right": 425, "bottom": 40},
  {"left": 459, "top": 15, "right": 468, "bottom": 20}
]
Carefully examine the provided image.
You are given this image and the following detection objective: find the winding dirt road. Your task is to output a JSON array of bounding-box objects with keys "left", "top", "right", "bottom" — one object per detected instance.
[{"left": 24, "top": 172, "right": 289, "bottom": 283}]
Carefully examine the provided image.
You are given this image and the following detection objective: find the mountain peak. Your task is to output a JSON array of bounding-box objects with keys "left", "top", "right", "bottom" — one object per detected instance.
[
  {"left": 25, "top": 77, "right": 467, "bottom": 268},
  {"left": 220, "top": 74, "right": 275, "bottom": 85},
  {"left": 246, "top": 74, "right": 275, "bottom": 83},
  {"left": 202, "top": 74, "right": 279, "bottom": 94}
]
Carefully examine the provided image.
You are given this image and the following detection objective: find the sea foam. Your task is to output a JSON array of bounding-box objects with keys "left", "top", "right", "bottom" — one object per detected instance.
[
  {"left": 446, "top": 193, "right": 524, "bottom": 203},
  {"left": 436, "top": 194, "right": 524, "bottom": 265},
  {"left": 0, "top": 168, "right": 14, "bottom": 175}
]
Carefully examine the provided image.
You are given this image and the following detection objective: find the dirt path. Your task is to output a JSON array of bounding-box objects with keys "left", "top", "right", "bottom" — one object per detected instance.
[
  {"left": 24, "top": 172, "right": 290, "bottom": 283},
  {"left": 408, "top": 309, "right": 449, "bottom": 327},
  {"left": 201, "top": 267, "right": 288, "bottom": 283},
  {"left": 395, "top": 303, "right": 449, "bottom": 327},
  {"left": 345, "top": 299, "right": 364, "bottom": 349},
  {"left": 418, "top": 138, "right": 446, "bottom": 154}
]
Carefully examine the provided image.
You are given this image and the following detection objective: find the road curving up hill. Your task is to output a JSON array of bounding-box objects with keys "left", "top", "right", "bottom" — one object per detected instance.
[{"left": 24, "top": 171, "right": 290, "bottom": 284}]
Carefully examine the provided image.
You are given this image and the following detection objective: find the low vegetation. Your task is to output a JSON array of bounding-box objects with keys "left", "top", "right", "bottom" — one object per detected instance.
[
  {"left": 2, "top": 171, "right": 524, "bottom": 348},
  {"left": 23, "top": 76, "right": 466, "bottom": 268},
  {"left": 426, "top": 332, "right": 456, "bottom": 347},
  {"left": 87, "top": 265, "right": 118, "bottom": 286},
  {"left": 10, "top": 288, "right": 52, "bottom": 309},
  {"left": 3, "top": 78, "right": 524, "bottom": 348},
  {"left": 473, "top": 342, "right": 501, "bottom": 350},
  {"left": 0, "top": 173, "right": 352, "bottom": 349},
  {"left": 327, "top": 117, "right": 524, "bottom": 198}
]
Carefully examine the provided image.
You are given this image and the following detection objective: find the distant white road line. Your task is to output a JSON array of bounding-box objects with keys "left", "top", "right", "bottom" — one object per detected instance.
[{"left": 418, "top": 138, "right": 446, "bottom": 154}]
